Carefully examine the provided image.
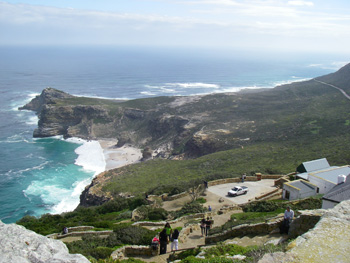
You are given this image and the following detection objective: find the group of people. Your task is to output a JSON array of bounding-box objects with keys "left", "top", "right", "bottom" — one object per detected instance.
[
  {"left": 200, "top": 217, "right": 213, "bottom": 236},
  {"left": 152, "top": 222, "right": 180, "bottom": 255}
]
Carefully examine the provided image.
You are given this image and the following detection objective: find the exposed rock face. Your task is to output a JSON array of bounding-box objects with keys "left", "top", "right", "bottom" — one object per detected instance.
[
  {"left": 0, "top": 221, "right": 89, "bottom": 263},
  {"left": 79, "top": 172, "right": 112, "bottom": 207},
  {"left": 19, "top": 87, "right": 74, "bottom": 113},
  {"left": 34, "top": 104, "right": 111, "bottom": 138},
  {"left": 259, "top": 200, "right": 350, "bottom": 263}
]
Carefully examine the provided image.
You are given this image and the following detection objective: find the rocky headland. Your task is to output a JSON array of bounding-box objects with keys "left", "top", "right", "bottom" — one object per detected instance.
[{"left": 19, "top": 63, "right": 350, "bottom": 207}]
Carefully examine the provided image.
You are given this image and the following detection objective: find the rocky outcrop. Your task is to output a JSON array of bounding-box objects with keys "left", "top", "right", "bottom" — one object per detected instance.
[
  {"left": 259, "top": 200, "right": 350, "bottom": 263},
  {"left": 79, "top": 172, "right": 112, "bottom": 207},
  {"left": 0, "top": 220, "right": 89, "bottom": 263},
  {"left": 19, "top": 87, "right": 74, "bottom": 113},
  {"left": 33, "top": 104, "right": 112, "bottom": 138}
]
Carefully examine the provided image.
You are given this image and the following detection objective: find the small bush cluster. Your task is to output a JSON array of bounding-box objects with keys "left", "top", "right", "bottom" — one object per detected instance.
[
  {"left": 170, "top": 201, "right": 206, "bottom": 219},
  {"left": 134, "top": 205, "right": 168, "bottom": 221}
]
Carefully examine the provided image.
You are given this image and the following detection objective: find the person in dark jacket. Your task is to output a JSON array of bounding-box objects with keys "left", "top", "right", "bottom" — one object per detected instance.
[{"left": 159, "top": 228, "right": 168, "bottom": 254}]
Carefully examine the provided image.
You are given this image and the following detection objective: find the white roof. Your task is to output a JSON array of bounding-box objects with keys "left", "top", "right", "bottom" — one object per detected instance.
[
  {"left": 302, "top": 158, "right": 330, "bottom": 172},
  {"left": 309, "top": 166, "right": 350, "bottom": 184}
]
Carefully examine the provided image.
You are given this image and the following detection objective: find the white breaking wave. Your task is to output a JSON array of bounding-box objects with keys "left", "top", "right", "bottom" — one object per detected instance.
[
  {"left": 26, "top": 115, "right": 39, "bottom": 126},
  {"left": 73, "top": 140, "right": 106, "bottom": 175},
  {"left": 308, "top": 61, "right": 347, "bottom": 70},
  {"left": 50, "top": 139, "right": 106, "bottom": 214},
  {"left": 140, "top": 91, "right": 156, "bottom": 96},
  {"left": 165, "top": 83, "right": 220, "bottom": 89},
  {"left": 23, "top": 138, "right": 107, "bottom": 215},
  {"left": 50, "top": 176, "right": 94, "bottom": 214},
  {"left": 73, "top": 94, "right": 131, "bottom": 101},
  {"left": 145, "top": 82, "right": 220, "bottom": 91}
]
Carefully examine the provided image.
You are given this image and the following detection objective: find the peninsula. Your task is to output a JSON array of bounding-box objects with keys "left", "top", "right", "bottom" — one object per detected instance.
[{"left": 20, "top": 63, "right": 350, "bottom": 206}]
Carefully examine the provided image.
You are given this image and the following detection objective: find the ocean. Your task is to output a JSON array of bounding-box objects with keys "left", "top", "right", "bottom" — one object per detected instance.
[{"left": 0, "top": 45, "right": 347, "bottom": 223}]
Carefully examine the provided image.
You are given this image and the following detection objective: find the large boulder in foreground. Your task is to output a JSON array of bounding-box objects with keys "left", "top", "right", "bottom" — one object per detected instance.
[
  {"left": 0, "top": 221, "right": 89, "bottom": 263},
  {"left": 259, "top": 200, "right": 350, "bottom": 263}
]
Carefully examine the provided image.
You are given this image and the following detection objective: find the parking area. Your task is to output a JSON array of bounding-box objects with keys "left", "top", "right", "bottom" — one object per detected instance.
[{"left": 207, "top": 179, "right": 277, "bottom": 205}]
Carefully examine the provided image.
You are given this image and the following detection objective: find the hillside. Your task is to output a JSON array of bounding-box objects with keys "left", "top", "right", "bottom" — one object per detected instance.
[{"left": 21, "top": 63, "right": 350, "bottom": 205}]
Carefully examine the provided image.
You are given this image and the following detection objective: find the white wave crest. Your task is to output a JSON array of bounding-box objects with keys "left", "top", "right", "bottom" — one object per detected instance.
[
  {"left": 308, "top": 61, "right": 348, "bottom": 70},
  {"left": 51, "top": 177, "right": 93, "bottom": 214},
  {"left": 74, "top": 140, "right": 106, "bottom": 175},
  {"left": 26, "top": 115, "right": 39, "bottom": 125}
]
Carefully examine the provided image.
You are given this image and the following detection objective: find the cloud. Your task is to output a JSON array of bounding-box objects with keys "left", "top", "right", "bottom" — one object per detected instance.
[
  {"left": 0, "top": 1, "right": 349, "bottom": 53},
  {"left": 287, "top": 1, "right": 314, "bottom": 7}
]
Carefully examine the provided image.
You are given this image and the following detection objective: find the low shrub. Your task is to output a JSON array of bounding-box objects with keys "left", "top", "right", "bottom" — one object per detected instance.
[{"left": 171, "top": 201, "right": 206, "bottom": 219}]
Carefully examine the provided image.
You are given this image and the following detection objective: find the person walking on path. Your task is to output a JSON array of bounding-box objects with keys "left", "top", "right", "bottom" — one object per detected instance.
[
  {"left": 159, "top": 228, "right": 168, "bottom": 255},
  {"left": 171, "top": 229, "right": 180, "bottom": 251}
]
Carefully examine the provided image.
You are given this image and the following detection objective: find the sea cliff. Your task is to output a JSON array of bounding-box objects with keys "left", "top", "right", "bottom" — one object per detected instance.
[{"left": 20, "top": 63, "right": 350, "bottom": 207}]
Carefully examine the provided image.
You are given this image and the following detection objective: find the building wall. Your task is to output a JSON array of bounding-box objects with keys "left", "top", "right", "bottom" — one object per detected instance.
[
  {"left": 322, "top": 199, "right": 338, "bottom": 209},
  {"left": 283, "top": 185, "right": 299, "bottom": 200},
  {"left": 308, "top": 175, "right": 336, "bottom": 194},
  {"left": 299, "top": 187, "right": 317, "bottom": 199},
  {"left": 283, "top": 183, "right": 317, "bottom": 200}
]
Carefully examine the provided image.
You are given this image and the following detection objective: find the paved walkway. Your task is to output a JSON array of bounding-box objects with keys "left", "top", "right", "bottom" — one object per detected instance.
[
  {"left": 131, "top": 180, "right": 282, "bottom": 262},
  {"left": 60, "top": 180, "right": 281, "bottom": 262},
  {"left": 314, "top": 79, "right": 350, "bottom": 100}
]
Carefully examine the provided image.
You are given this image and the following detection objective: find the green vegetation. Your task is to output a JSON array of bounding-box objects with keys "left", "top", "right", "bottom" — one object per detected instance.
[
  {"left": 170, "top": 243, "right": 287, "bottom": 263},
  {"left": 17, "top": 197, "right": 148, "bottom": 235},
  {"left": 67, "top": 224, "right": 156, "bottom": 260},
  {"left": 97, "top": 132, "right": 350, "bottom": 198}
]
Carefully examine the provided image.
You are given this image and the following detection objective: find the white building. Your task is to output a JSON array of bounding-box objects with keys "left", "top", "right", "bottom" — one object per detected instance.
[
  {"left": 283, "top": 179, "right": 318, "bottom": 200},
  {"left": 295, "top": 158, "right": 350, "bottom": 194},
  {"left": 322, "top": 175, "right": 350, "bottom": 209}
]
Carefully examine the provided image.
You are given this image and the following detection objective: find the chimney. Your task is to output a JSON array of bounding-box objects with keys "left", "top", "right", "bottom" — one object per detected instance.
[{"left": 337, "top": 174, "right": 346, "bottom": 184}]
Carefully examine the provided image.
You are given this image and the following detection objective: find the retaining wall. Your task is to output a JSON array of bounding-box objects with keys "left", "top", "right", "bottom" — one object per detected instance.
[{"left": 205, "top": 219, "right": 284, "bottom": 244}]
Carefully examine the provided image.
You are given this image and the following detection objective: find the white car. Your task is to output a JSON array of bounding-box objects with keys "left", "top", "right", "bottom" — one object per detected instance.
[{"left": 228, "top": 186, "right": 248, "bottom": 197}]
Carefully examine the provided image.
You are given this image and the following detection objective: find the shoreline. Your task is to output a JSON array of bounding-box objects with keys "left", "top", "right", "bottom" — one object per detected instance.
[{"left": 98, "top": 139, "right": 142, "bottom": 171}]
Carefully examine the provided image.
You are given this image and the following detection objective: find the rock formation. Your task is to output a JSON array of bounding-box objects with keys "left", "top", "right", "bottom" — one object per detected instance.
[
  {"left": 0, "top": 220, "right": 89, "bottom": 263},
  {"left": 259, "top": 200, "right": 350, "bottom": 263}
]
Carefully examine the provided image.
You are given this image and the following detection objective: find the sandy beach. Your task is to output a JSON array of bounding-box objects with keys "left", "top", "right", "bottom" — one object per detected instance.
[{"left": 98, "top": 139, "right": 143, "bottom": 171}]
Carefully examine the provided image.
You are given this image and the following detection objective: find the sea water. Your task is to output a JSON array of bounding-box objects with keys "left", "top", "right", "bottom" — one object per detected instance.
[{"left": 0, "top": 45, "right": 347, "bottom": 223}]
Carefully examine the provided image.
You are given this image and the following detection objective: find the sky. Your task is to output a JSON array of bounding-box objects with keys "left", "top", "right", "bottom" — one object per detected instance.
[{"left": 1, "top": 0, "right": 350, "bottom": 53}]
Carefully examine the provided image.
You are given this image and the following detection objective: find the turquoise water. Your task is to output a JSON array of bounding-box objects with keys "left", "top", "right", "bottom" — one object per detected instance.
[{"left": 0, "top": 46, "right": 347, "bottom": 223}]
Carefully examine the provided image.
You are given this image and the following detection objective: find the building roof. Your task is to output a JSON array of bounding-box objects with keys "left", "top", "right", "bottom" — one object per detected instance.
[
  {"left": 284, "top": 180, "right": 317, "bottom": 193},
  {"left": 309, "top": 166, "right": 350, "bottom": 184},
  {"left": 323, "top": 175, "right": 350, "bottom": 203},
  {"left": 296, "top": 158, "right": 330, "bottom": 173}
]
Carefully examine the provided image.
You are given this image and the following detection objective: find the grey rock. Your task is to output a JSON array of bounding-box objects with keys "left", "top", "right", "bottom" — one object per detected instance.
[{"left": 0, "top": 221, "right": 89, "bottom": 263}]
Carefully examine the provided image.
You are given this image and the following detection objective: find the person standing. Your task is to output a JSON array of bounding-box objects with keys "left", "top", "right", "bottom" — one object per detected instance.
[
  {"left": 159, "top": 228, "right": 168, "bottom": 255},
  {"left": 241, "top": 173, "right": 246, "bottom": 183},
  {"left": 200, "top": 218, "right": 206, "bottom": 236},
  {"left": 164, "top": 222, "right": 172, "bottom": 240},
  {"left": 280, "top": 206, "right": 294, "bottom": 234},
  {"left": 171, "top": 229, "right": 180, "bottom": 251},
  {"left": 205, "top": 217, "right": 212, "bottom": 236}
]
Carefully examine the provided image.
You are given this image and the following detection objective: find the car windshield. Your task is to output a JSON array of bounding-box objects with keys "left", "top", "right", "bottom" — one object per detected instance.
[{"left": 232, "top": 187, "right": 239, "bottom": 191}]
